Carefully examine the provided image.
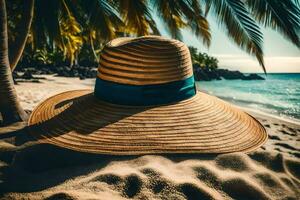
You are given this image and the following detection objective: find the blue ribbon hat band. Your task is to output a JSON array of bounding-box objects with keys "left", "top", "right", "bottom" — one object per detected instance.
[{"left": 94, "top": 76, "right": 196, "bottom": 106}]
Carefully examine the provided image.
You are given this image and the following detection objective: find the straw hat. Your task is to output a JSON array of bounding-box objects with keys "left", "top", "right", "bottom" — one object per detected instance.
[{"left": 28, "top": 36, "right": 267, "bottom": 155}]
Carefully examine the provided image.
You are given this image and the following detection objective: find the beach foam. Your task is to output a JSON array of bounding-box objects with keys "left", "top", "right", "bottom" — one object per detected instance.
[{"left": 197, "top": 73, "right": 300, "bottom": 121}]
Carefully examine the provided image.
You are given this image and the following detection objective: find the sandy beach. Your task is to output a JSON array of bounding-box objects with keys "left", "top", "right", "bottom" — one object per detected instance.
[{"left": 0, "top": 75, "right": 299, "bottom": 200}]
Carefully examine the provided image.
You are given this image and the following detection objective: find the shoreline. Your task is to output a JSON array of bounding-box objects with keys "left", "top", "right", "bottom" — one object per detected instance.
[
  {"left": 217, "top": 94, "right": 300, "bottom": 125},
  {"left": 13, "top": 75, "right": 300, "bottom": 156},
  {"left": 238, "top": 105, "right": 300, "bottom": 126},
  {"left": 15, "top": 75, "right": 300, "bottom": 125},
  {"left": 197, "top": 73, "right": 300, "bottom": 124}
]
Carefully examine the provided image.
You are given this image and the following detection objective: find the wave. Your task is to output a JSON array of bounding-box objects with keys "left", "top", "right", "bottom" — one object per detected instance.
[
  {"left": 197, "top": 74, "right": 300, "bottom": 121},
  {"left": 215, "top": 95, "right": 300, "bottom": 120}
]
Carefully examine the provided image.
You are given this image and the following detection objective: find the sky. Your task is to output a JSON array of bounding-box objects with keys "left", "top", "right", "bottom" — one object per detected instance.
[{"left": 155, "top": 15, "right": 300, "bottom": 73}]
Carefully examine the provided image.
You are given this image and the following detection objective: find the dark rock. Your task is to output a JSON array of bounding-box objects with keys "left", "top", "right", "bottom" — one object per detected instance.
[
  {"left": 53, "top": 65, "right": 97, "bottom": 79},
  {"left": 21, "top": 71, "right": 34, "bottom": 79},
  {"left": 208, "top": 70, "right": 221, "bottom": 80},
  {"left": 79, "top": 75, "right": 86, "bottom": 80},
  {"left": 12, "top": 70, "right": 44, "bottom": 83},
  {"left": 13, "top": 72, "right": 20, "bottom": 84},
  {"left": 12, "top": 71, "right": 21, "bottom": 79},
  {"left": 242, "top": 73, "right": 265, "bottom": 80},
  {"left": 15, "top": 62, "right": 99, "bottom": 79},
  {"left": 38, "top": 67, "right": 54, "bottom": 75},
  {"left": 217, "top": 69, "right": 246, "bottom": 80},
  {"left": 193, "top": 64, "right": 221, "bottom": 81},
  {"left": 193, "top": 65, "right": 265, "bottom": 82},
  {"left": 24, "top": 67, "right": 38, "bottom": 74}
]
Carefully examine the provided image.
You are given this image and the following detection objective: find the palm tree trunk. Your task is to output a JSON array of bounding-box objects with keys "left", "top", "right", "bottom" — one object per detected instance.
[
  {"left": 0, "top": 0, "right": 27, "bottom": 125},
  {"left": 9, "top": 0, "right": 34, "bottom": 71},
  {"left": 90, "top": 34, "right": 99, "bottom": 62}
]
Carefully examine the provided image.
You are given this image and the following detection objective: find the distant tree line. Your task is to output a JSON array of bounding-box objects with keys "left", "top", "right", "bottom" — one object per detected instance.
[
  {"left": 15, "top": 45, "right": 219, "bottom": 71},
  {"left": 188, "top": 46, "right": 218, "bottom": 71},
  {"left": 188, "top": 46, "right": 265, "bottom": 81},
  {"left": 16, "top": 44, "right": 99, "bottom": 70}
]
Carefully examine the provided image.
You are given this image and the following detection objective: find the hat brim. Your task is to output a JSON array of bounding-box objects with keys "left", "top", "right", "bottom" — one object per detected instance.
[{"left": 28, "top": 90, "right": 267, "bottom": 155}]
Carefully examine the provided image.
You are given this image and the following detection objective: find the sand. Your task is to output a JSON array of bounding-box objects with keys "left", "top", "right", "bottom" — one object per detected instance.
[
  {"left": 15, "top": 75, "right": 95, "bottom": 111},
  {"left": 0, "top": 75, "right": 299, "bottom": 200}
]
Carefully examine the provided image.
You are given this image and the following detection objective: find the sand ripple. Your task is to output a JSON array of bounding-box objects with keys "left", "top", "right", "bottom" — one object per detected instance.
[{"left": 0, "top": 143, "right": 299, "bottom": 200}]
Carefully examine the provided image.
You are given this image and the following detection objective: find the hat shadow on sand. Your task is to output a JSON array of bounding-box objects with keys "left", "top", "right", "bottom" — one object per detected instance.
[
  {"left": 1, "top": 136, "right": 216, "bottom": 195},
  {"left": 1, "top": 144, "right": 217, "bottom": 192},
  {"left": 28, "top": 92, "right": 150, "bottom": 138},
  {"left": 0, "top": 92, "right": 217, "bottom": 194}
]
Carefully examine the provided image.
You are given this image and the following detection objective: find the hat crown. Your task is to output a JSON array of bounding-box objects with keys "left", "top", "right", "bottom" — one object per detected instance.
[
  {"left": 95, "top": 36, "right": 196, "bottom": 106},
  {"left": 98, "top": 36, "right": 193, "bottom": 85}
]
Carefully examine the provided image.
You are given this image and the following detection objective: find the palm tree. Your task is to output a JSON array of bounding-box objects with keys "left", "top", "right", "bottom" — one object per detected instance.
[
  {"left": 8, "top": 0, "right": 34, "bottom": 71},
  {"left": 0, "top": 0, "right": 27, "bottom": 126},
  {"left": 26, "top": 0, "right": 300, "bottom": 71},
  {"left": 188, "top": 46, "right": 199, "bottom": 63},
  {"left": 1, "top": 0, "right": 299, "bottom": 126},
  {"left": 189, "top": 46, "right": 218, "bottom": 70}
]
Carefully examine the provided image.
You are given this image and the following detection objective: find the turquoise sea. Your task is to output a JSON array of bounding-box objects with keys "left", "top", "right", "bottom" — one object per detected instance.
[{"left": 196, "top": 73, "right": 300, "bottom": 122}]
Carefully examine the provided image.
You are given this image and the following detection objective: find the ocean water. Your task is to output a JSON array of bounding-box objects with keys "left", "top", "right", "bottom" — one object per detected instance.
[{"left": 196, "top": 73, "right": 300, "bottom": 122}]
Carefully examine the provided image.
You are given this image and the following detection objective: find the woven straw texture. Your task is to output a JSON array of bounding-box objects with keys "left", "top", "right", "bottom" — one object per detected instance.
[
  {"left": 28, "top": 90, "right": 267, "bottom": 154},
  {"left": 28, "top": 36, "right": 267, "bottom": 154},
  {"left": 98, "top": 36, "right": 193, "bottom": 85}
]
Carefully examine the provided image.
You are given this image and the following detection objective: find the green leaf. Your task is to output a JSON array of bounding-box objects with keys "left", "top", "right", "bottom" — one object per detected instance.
[
  {"left": 31, "top": 0, "right": 62, "bottom": 49},
  {"left": 116, "top": 0, "right": 159, "bottom": 36},
  {"left": 152, "top": 0, "right": 186, "bottom": 39},
  {"left": 246, "top": 0, "right": 300, "bottom": 48},
  {"left": 210, "top": 0, "right": 265, "bottom": 72}
]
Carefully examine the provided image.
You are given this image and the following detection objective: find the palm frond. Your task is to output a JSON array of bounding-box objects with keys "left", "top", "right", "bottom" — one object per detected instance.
[
  {"left": 204, "top": 0, "right": 212, "bottom": 17},
  {"left": 152, "top": 0, "right": 187, "bottom": 39},
  {"left": 116, "top": 0, "right": 159, "bottom": 36},
  {"left": 148, "top": 19, "right": 160, "bottom": 35},
  {"left": 77, "top": 0, "right": 124, "bottom": 42},
  {"left": 31, "top": 0, "right": 62, "bottom": 49},
  {"left": 59, "top": 0, "right": 83, "bottom": 65},
  {"left": 152, "top": 0, "right": 210, "bottom": 44},
  {"left": 210, "top": 0, "right": 265, "bottom": 72},
  {"left": 177, "top": 0, "right": 211, "bottom": 46},
  {"left": 246, "top": 0, "right": 300, "bottom": 48}
]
